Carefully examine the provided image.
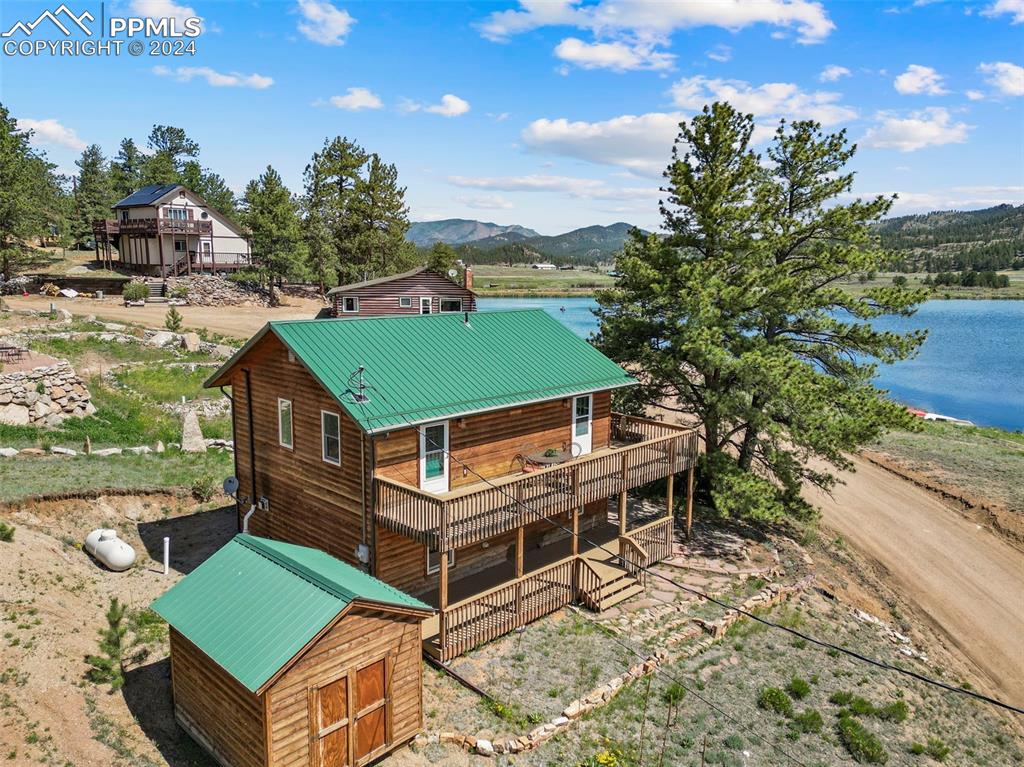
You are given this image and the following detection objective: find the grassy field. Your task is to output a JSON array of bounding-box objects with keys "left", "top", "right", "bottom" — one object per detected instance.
[
  {"left": 838, "top": 271, "right": 1024, "bottom": 300},
  {"left": 872, "top": 421, "right": 1024, "bottom": 514},
  {"left": 471, "top": 264, "right": 616, "bottom": 296},
  {"left": 113, "top": 365, "right": 216, "bottom": 403}
]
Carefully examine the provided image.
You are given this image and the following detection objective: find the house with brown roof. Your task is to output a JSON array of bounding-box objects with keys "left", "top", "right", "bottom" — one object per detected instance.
[{"left": 325, "top": 267, "right": 476, "bottom": 318}]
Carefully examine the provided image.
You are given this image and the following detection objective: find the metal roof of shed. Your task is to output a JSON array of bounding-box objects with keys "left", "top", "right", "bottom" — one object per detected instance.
[
  {"left": 150, "top": 534, "right": 430, "bottom": 693},
  {"left": 205, "top": 309, "right": 636, "bottom": 433}
]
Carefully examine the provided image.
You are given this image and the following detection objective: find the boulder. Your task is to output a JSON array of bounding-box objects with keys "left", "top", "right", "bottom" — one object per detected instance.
[
  {"left": 155, "top": 440, "right": 165, "bottom": 453},
  {"left": 125, "top": 445, "right": 152, "bottom": 455},
  {"left": 19, "top": 447, "right": 45, "bottom": 456},
  {"left": 147, "top": 331, "right": 176, "bottom": 348},
  {"left": 102, "top": 322, "right": 126, "bottom": 331},
  {"left": 475, "top": 739, "right": 494, "bottom": 757},
  {"left": 55, "top": 308, "right": 73, "bottom": 321},
  {"left": 50, "top": 446, "right": 76, "bottom": 456},
  {"left": 0, "top": 447, "right": 18, "bottom": 458},
  {"left": 180, "top": 332, "right": 201, "bottom": 352},
  {"left": 212, "top": 344, "right": 236, "bottom": 359},
  {"left": 181, "top": 411, "right": 207, "bottom": 453},
  {"left": 92, "top": 447, "right": 122, "bottom": 456},
  {"left": 0, "top": 403, "right": 30, "bottom": 426}
]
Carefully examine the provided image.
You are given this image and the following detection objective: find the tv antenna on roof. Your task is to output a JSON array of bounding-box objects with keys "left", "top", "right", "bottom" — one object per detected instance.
[{"left": 348, "top": 365, "right": 371, "bottom": 404}]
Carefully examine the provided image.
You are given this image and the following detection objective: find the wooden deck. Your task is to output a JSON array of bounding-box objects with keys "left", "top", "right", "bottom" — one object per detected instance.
[
  {"left": 375, "top": 414, "right": 698, "bottom": 551},
  {"left": 419, "top": 512, "right": 675, "bottom": 661}
]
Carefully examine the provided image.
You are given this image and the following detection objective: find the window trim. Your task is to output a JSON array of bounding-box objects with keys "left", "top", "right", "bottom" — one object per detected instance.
[
  {"left": 398, "top": 296, "right": 412, "bottom": 308},
  {"left": 277, "top": 398, "right": 293, "bottom": 449},
  {"left": 341, "top": 296, "right": 359, "bottom": 314},
  {"left": 419, "top": 296, "right": 432, "bottom": 314},
  {"left": 439, "top": 297, "right": 463, "bottom": 313},
  {"left": 425, "top": 545, "right": 455, "bottom": 576},
  {"left": 321, "top": 410, "right": 341, "bottom": 466}
]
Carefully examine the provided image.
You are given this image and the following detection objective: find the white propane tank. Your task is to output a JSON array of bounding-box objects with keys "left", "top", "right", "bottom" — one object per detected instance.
[{"left": 84, "top": 529, "right": 136, "bottom": 571}]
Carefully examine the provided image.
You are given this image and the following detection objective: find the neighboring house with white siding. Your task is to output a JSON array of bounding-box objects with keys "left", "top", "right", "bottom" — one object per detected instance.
[{"left": 92, "top": 184, "right": 250, "bottom": 277}]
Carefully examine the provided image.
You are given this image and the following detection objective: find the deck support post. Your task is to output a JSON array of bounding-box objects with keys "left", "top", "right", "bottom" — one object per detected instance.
[
  {"left": 439, "top": 503, "right": 449, "bottom": 654},
  {"left": 515, "top": 525, "right": 524, "bottom": 619},
  {"left": 685, "top": 466, "right": 695, "bottom": 539},
  {"left": 618, "top": 452, "right": 628, "bottom": 536},
  {"left": 157, "top": 236, "right": 166, "bottom": 279},
  {"left": 93, "top": 237, "right": 100, "bottom": 267}
]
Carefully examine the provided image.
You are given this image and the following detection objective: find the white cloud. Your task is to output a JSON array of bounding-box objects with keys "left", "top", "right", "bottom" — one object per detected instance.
[
  {"left": 296, "top": 0, "right": 354, "bottom": 46},
  {"left": 479, "top": 0, "right": 834, "bottom": 44},
  {"left": 321, "top": 87, "right": 383, "bottom": 110},
  {"left": 448, "top": 174, "right": 659, "bottom": 201},
  {"left": 893, "top": 64, "right": 948, "bottom": 95},
  {"left": 454, "top": 194, "right": 514, "bottom": 210},
  {"left": 819, "top": 65, "right": 851, "bottom": 82},
  {"left": 706, "top": 44, "right": 732, "bottom": 63},
  {"left": 978, "top": 61, "right": 1024, "bottom": 96},
  {"left": 521, "top": 112, "right": 685, "bottom": 175},
  {"left": 152, "top": 65, "right": 273, "bottom": 89},
  {"left": 487, "top": 112, "right": 511, "bottom": 122},
  {"left": 669, "top": 75, "right": 857, "bottom": 125},
  {"left": 966, "top": 89, "right": 986, "bottom": 100},
  {"left": 862, "top": 108, "right": 972, "bottom": 152},
  {"left": 426, "top": 94, "right": 471, "bottom": 117},
  {"left": 858, "top": 185, "right": 1024, "bottom": 214},
  {"left": 16, "top": 118, "right": 86, "bottom": 150},
  {"left": 130, "top": 0, "right": 200, "bottom": 29},
  {"left": 981, "top": 0, "right": 1024, "bottom": 23},
  {"left": 554, "top": 37, "right": 673, "bottom": 71}
]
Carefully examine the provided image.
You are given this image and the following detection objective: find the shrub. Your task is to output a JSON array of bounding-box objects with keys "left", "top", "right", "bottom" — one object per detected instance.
[
  {"left": 0, "top": 520, "right": 14, "bottom": 542},
  {"left": 925, "top": 738, "right": 950, "bottom": 762},
  {"left": 165, "top": 306, "right": 183, "bottom": 332},
  {"left": 191, "top": 473, "right": 217, "bottom": 503},
  {"left": 723, "top": 734, "right": 743, "bottom": 750},
  {"left": 757, "top": 687, "right": 793, "bottom": 717},
  {"left": 876, "top": 700, "right": 909, "bottom": 723},
  {"left": 786, "top": 675, "right": 811, "bottom": 700},
  {"left": 227, "top": 269, "right": 261, "bottom": 285},
  {"left": 85, "top": 598, "right": 127, "bottom": 690},
  {"left": 790, "top": 708, "right": 824, "bottom": 734},
  {"left": 830, "top": 690, "right": 854, "bottom": 705},
  {"left": 169, "top": 284, "right": 190, "bottom": 300},
  {"left": 122, "top": 282, "right": 148, "bottom": 302},
  {"left": 837, "top": 714, "right": 888, "bottom": 764},
  {"left": 661, "top": 681, "right": 686, "bottom": 707}
]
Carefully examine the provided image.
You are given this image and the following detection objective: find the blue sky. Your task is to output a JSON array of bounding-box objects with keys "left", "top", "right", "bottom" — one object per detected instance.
[{"left": 2, "top": 0, "right": 1022, "bottom": 234}]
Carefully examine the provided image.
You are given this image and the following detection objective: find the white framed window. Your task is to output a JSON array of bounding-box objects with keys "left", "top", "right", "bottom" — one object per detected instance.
[
  {"left": 419, "top": 297, "right": 432, "bottom": 314},
  {"left": 173, "top": 238, "right": 186, "bottom": 252},
  {"left": 321, "top": 410, "right": 341, "bottom": 465},
  {"left": 341, "top": 296, "right": 359, "bottom": 313},
  {"left": 277, "top": 399, "right": 293, "bottom": 448},
  {"left": 165, "top": 207, "right": 188, "bottom": 221},
  {"left": 399, "top": 296, "right": 412, "bottom": 308},
  {"left": 439, "top": 297, "right": 463, "bottom": 313},
  {"left": 426, "top": 545, "right": 455, "bottom": 575}
]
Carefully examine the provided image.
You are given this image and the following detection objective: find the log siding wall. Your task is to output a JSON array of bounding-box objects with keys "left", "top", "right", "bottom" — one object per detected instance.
[
  {"left": 266, "top": 606, "right": 424, "bottom": 767},
  {"left": 330, "top": 271, "right": 476, "bottom": 318},
  {"left": 373, "top": 391, "right": 611, "bottom": 492},
  {"left": 231, "top": 332, "right": 370, "bottom": 566},
  {"left": 169, "top": 629, "right": 266, "bottom": 767}
]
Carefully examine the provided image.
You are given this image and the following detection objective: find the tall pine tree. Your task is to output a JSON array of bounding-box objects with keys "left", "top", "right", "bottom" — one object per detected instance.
[
  {"left": 109, "top": 138, "right": 143, "bottom": 200},
  {"left": 241, "top": 165, "right": 307, "bottom": 306},
  {"left": 349, "top": 154, "right": 415, "bottom": 279},
  {"left": 596, "top": 103, "right": 926, "bottom": 522},
  {"left": 73, "top": 144, "right": 114, "bottom": 247}
]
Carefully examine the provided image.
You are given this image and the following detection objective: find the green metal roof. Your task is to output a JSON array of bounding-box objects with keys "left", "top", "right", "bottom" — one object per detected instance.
[
  {"left": 207, "top": 309, "right": 635, "bottom": 433},
  {"left": 150, "top": 535, "right": 430, "bottom": 693}
]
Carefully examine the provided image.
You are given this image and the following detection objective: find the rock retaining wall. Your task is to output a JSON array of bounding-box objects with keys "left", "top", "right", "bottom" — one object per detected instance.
[
  {"left": 166, "top": 275, "right": 270, "bottom": 307},
  {"left": 0, "top": 361, "right": 94, "bottom": 427}
]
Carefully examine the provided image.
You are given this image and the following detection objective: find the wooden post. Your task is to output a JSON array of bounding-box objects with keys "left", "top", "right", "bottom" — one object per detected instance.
[
  {"left": 438, "top": 502, "right": 448, "bottom": 654},
  {"left": 210, "top": 240, "right": 216, "bottom": 275},
  {"left": 157, "top": 235, "right": 166, "bottom": 278},
  {"left": 666, "top": 440, "right": 676, "bottom": 520},
  {"left": 572, "top": 506, "right": 579, "bottom": 557},
  {"left": 144, "top": 237, "right": 151, "bottom": 275},
  {"left": 515, "top": 524, "right": 524, "bottom": 619},
  {"left": 93, "top": 236, "right": 100, "bottom": 267},
  {"left": 618, "top": 451, "right": 628, "bottom": 536},
  {"left": 685, "top": 466, "right": 695, "bottom": 539}
]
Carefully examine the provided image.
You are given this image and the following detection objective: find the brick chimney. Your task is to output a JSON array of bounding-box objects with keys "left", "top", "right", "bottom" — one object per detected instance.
[{"left": 463, "top": 266, "right": 473, "bottom": 291}]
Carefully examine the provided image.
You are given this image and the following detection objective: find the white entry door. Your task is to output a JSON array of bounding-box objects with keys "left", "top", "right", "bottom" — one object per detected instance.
[
  {"left": 572, "top": 395, "right": 592, "bottom": 456},
  {"left": 420, "top": 297, "right": 433, "bottom": 314},
  {"left": 420, "top": 421, "right": 449, "bottom": 493}
]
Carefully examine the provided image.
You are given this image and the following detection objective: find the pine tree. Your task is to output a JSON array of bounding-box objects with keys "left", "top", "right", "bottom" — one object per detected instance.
[
  {"left": 349, "top": 154, "right": 415, "bottom": 279},
  {"left": 73, "top": 144, "right": 114, "bottom": 247},
  {"left": 596, "top": 103, "right": 927, "bottom": 522},
  {"left": 109, "top": 138, "right": 143, "bottom": 200},
  {"left": 0, "top": 105, "right": 59, "bottom": 280},
  {"left": 85, "top": 597, "right": 127, "bottom": 690},
  {"left": 242, "top": 165, "right": 307, "bottom": 306},
  {"left": 141, "top": 124, "right": 199, "bottom": 185},
  {"left": 426, "top": 242, "right": 459, "bottom": 275}
]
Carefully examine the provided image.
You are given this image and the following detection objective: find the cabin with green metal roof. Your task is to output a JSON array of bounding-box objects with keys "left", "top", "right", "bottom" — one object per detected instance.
[
  {"left": 152, "top": 534, "right": 432, "bottom": 767},
  {"left": 205, "top": 309, "right": 698, "bottom": 661}
]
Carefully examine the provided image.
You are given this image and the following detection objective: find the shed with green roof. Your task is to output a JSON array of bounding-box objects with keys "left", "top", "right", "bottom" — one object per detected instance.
[{"left": 152, "top": 534, "right": 432, "bottom": 767}]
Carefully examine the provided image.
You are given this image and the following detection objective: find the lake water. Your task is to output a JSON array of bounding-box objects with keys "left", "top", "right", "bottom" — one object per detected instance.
[{"left": 478, "top": 297, "right": 1024, "bottom": 431}]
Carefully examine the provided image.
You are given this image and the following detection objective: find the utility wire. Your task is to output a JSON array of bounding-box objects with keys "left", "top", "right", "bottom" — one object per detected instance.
[{"left": 359, "top": 371, "right": 1024, "bottom": 717}]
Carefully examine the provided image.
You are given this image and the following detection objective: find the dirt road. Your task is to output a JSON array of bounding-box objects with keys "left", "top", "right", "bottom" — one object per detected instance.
[
  {"left": 3, "top": 294, "right": 324, "bottom": 339},
  {"left": 806, "top": 455, "right": 1024, "bottom": 706}
]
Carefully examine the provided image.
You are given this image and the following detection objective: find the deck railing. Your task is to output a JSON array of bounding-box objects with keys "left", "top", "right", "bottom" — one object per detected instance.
[{"left": 375, "top": 414, "right": 698, "bottom": 550}]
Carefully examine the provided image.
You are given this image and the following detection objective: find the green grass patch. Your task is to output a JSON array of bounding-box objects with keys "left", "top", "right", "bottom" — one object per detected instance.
[
  {"left": 0, "top": 520, "right": 14, "bottom": 542},
  {"left": 0, "top": 451, "right": 233, "bottom": 502},
  {"left": 785, "top": 675, "right": 811, "bottom": 700},
  {"left": 756, "top": 687, "right": 793, "bottom": 717},
  {"left": 910, "top": 737, "right": 950, "bottom": 762},
  {"left": 114, "top": 366, "right": 214, "bottom": 403}
]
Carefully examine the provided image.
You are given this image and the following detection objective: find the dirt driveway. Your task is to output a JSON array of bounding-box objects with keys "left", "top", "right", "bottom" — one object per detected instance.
[
  {"left": 806, "top": 455, "right": 1024, "bottom": 707},
  {"left": 3, "top": 294, "right": 325, "bottom": 340}
]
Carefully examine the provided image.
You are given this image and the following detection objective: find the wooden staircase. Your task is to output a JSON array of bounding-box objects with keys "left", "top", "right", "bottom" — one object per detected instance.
[{"left": 581, "top": 549, "right": 645, "bottom": 610}]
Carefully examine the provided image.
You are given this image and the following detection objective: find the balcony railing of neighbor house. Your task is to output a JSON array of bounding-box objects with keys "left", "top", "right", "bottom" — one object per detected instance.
[
  {"left": 375, "top": 414, "right": 698, "bottom": 551},
  {"left": 93, "top": 217, "right": 214, "bottom": 236}
]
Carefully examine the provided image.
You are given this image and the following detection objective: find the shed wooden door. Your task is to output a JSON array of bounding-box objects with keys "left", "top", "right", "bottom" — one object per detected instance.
[
  {"left": 313, "top": 676, "right": 350, "bottom": 766},
  {"left": 312, "top": 658, "right": 391, "bottom": 767}
]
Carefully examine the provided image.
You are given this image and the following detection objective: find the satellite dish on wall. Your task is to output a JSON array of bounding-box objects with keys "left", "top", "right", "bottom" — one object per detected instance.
[
  {"left": 447, "top": 269, "right": 458, "bottom": 278},
  {"left": 223, "top": 476, "right": 239, "bottom": 496}
]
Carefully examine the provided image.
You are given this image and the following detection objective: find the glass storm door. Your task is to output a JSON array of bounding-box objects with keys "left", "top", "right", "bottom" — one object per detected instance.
[
  {"left": 573, "top": 395, "right": 593, "bottom": 455},
  {"left": 420, "top": 421, "right": 449, "bottom": 493}
]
